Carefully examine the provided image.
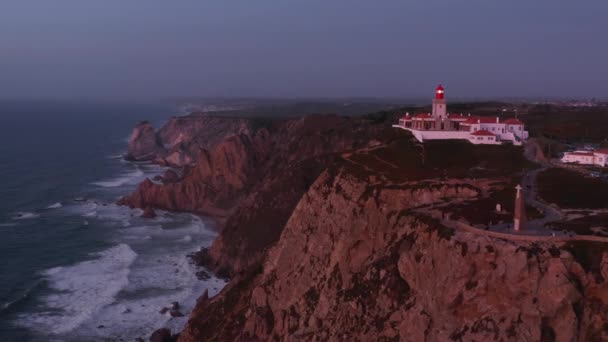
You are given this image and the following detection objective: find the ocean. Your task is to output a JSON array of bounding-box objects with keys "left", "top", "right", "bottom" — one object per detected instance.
[{"left": 0, "top": 101, "right": 225, "bottom": 341}]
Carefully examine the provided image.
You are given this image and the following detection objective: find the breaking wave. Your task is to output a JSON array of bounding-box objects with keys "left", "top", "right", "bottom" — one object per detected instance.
[
  {"left": 16, "top": 244, "right": 137, "bottom": 334},
  {"left": 91, "top": 169, "right": 145, "bottom": 188},
  {"left": 11, "top": 212, "right": 40, "bottom": 220},
  {"left": 45, "top": 202, "right": 63, "bottom": 209}
]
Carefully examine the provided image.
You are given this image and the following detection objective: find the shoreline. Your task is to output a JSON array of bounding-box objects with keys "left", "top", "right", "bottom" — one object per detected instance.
[{"left": 7, "top": 157, "right": 227, "bottom": 341}]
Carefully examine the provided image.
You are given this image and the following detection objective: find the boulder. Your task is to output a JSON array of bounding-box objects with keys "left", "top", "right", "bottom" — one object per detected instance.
[
  {"left": 195, "top": 270, "right": 211, "bottom": 280},
  {"left": 142, "top": 206, "right": 157, "bottom": 219},
  {"left": 170, "top": 301, "right": 180, "bottom": 310},
  {"left": 149, "top": 328, "right": 173, "bottom": 342},
  {"left": 169, "top": 310, "right": 184, "bottom": 317}
]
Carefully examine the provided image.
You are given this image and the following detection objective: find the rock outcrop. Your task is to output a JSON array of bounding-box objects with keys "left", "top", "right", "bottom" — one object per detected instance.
[
  {"left": 126, "top": 121, "right": 165, "bottom": 161},
  {"left": 125, "top": 115, "right": 259, "bottom": 167}
]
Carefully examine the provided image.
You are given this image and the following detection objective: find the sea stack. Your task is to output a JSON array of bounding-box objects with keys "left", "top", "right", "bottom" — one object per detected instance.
[{"left": 514, "top": 184, "right": 526, "bottom": 231}]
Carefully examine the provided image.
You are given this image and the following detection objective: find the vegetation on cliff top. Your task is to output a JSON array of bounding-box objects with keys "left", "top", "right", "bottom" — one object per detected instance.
[
  {"left": 345, "top": 137, "right": 534, "bottom": 183},
  {"left": 538, "top": 168, "right": 608, "bottom": 209}
]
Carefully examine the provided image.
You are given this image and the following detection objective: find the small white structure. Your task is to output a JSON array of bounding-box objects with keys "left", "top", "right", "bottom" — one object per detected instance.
[
  {"left": 469, "top": 130, "right": 501, "bottom": 145},
  {"left": 561, "top": 149, "right": 608, "bottom": 167},
  {"left": 393, "top": 85, "right": 529, "bottom": 146}
]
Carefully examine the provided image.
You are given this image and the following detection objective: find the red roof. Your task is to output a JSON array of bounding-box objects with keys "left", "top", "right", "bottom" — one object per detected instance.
[
  {"left": 461, "top": 116, "right": 499, "bottom": 125},
  {"left": 448, "top": 113, "right": 468, "bottom": 121},
  {"left": 401, "top": 115, "right": 412, "bottom": 120},
  {"left": 594, "top": 148, "right": 608, "bottom": 155},
  {"left": 470, "top": 130, "right": 495, "bottom": 137},
  {"left": 566, "top": 152, "right": 594, "bottom": 157},
  {"left": 414, "top": 113, "right": 434, "bottom": 120},
  {"left": 503, "top": 118, "right": 523, "bottom": 125},
  {"left": 436, "top": 84, "right": 444, "bottom": 91}
]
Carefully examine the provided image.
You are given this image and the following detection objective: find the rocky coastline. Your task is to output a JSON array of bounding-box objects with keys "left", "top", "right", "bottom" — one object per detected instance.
[{"left": 119, "top": 112, "right": 608, "bottom": 341}]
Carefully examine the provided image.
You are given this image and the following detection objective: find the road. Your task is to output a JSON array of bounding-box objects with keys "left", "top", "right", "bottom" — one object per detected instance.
[{"left": 518, "top": 141, "right": 564, "bottom": 231}]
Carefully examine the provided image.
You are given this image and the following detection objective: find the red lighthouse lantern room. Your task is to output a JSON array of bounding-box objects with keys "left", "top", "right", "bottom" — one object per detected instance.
[{"left": 435, "top": 84, "right": 444, "bottom": 99}]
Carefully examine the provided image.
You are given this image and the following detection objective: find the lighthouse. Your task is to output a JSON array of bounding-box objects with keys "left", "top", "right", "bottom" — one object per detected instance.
[{"left": 432, "top": 84, "right": 447, "bottom": 119}]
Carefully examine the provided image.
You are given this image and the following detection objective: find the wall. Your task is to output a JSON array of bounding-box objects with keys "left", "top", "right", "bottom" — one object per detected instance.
[
  {"left": 561, "top": 154, "right": 596, "bottom": 165},
  {"left": 392, "top": 125, "right": 470, "bottom": 142}
]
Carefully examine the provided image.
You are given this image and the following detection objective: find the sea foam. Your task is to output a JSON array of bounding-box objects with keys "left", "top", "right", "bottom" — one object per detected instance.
[
  {"left": 91, "top": 169, "right": 145, "bottom": 188},
  {"left": 46, "top": 202, "right": 63, "bottom": 209},
  {"left": 11, "top": 212, "right": 40, "bottom": 220},
  {"left": 17, "top": 244, "right": 137, "bottom": 334}
]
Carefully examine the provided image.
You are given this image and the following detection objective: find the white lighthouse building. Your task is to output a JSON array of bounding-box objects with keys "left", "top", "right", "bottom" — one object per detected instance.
[{"left": 393, "top": 85, "right": 529, "bottom": 146}]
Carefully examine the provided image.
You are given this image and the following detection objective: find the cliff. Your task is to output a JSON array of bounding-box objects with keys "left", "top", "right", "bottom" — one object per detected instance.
[
  {"left": 120, "top": 113, "right": 400, "bottom": 272},
  {"left": 125, "top": 121, "right": 166, "bottom": 161},
  {"left": 120, "top": 112, "right": 608, "bottom": 341},
  {"left": 124, "top": 115, "right": 258, "bottom": 167},
  {"left": 178, "top": 164, "right": 608, "bottom": 342}
]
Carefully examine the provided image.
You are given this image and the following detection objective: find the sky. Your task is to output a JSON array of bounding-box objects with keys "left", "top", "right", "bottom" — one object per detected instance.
[{"left": 1, "top": 1, "right": 607, "bottom": 100}]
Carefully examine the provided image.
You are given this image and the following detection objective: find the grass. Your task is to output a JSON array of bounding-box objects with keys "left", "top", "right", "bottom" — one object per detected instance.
[
  {"left": 443, "top": 180, "right": 542, "bottom": 226},
  {"left": 344, "top": 138, "right": 534, "bottom": 183},
  {"left": 523, "top": 104, "right": 608, "bottom": 143},
  {"left": 547, "top": 213, "right": 608, "bottom": 237},
  {"left": 538, "top": 168, "right": 608, "bottom": 209}
]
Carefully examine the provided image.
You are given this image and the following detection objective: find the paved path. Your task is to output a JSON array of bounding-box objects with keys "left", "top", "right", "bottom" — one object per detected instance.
[
  {"left": 509, "top": 141, "right": 564, "bottom": 232},
  {"left": 410, "top": 140, "right": 607, "bottom": 243}
]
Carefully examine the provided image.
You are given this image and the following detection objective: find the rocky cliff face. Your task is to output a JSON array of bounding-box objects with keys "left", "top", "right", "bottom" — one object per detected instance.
[
  {"left": 119, "top": 131, "right": 267, "bottom": 219},
  {"left": 121, "top": 112, "right": 608, "bottom": 341},
  {"left": 178, "top": 166, "right": 608, "bottom": 342},
  {"left": 126, "top": 121, "right": 166, "bottom": 161},
  {"left": 125, "top": 115, "right": 259, "bottom": 167},
  {"left": 120, "top": 113, "right": 400, "bottom": 273}
]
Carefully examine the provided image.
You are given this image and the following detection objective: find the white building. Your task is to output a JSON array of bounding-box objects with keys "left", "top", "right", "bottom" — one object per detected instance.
[
  {"left": 561, "top": 149, "right": 608, "bottom": 167},
  {"left": 393, "top": 85, "right": 529, "bottom": 146}
]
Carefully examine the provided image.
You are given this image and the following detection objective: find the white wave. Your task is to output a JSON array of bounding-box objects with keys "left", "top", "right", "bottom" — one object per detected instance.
[
  {"left": 46, "top": 202, "right": 63, "bottom": 209},
  {"left": 0, "top": 222, "right": 19, "bottom": 228},
  {"left": 82, "top": 211, "right": 97, "bottom": 218},
  {"left": 60, "top": 247, "right": 226, "bottom": 341},
  {"left": 17, "top": 244, "right": 138, "bottom": 334},
  {"left": 15, "top": 201, "right": 224, "bottom": 340},
  {"left": 91, "top": 169, "right": 145, "bottom": 188},
  {"left": 107, "top": 153, "right": 124, "bottom": 159},
  {"left": 11, "top": 212, "right": 40, "bottom": 220}
]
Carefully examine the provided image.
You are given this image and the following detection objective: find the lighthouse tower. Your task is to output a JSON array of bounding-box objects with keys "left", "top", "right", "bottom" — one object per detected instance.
[{"left": 432, "top": 84, "right": 447, "bottom": 119}]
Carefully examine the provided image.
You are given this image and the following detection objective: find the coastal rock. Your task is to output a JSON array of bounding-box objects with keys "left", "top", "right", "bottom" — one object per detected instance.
[
  {"left": 161, "top": 169, "right": 180, "bottom": 183},
  {"left": 197, "top": 290, "right": 210, "bottom": 306},
  {"left": 169, "top": 310, "right": 184, "bottom": 317},
  {"left": 188, "top": 248, "right": 214, "bottom": 268},
  {"left": 118, "top": 131, "right": 264, "bottom": 221},
  {"left": 195, "top": 270, "right": 211, "bottom": 280},
  {"left": 126, "top": 121, "right": 165, "bottom": 161},
  {"left": 150, "top": 328, "right": 175, "bottom": 342},
  {"left": 142, "top": 206, "right": 157, "bottom": 219}
]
